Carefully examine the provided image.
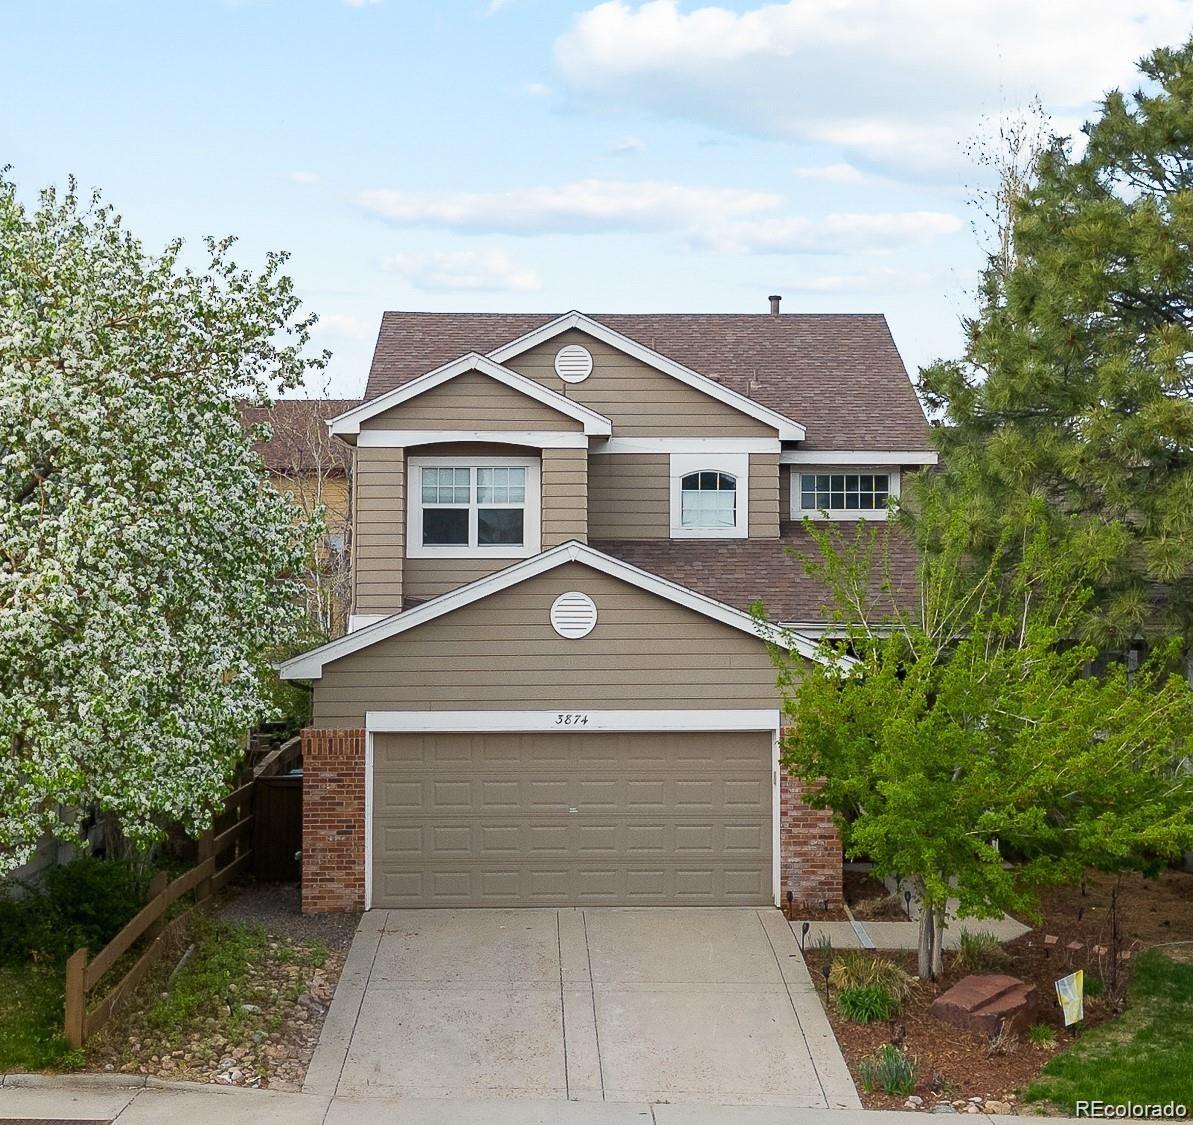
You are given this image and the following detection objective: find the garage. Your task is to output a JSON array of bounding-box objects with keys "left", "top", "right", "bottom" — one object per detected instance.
[{"left": 369, "top": 728, "right": 774, "bottom": 908}]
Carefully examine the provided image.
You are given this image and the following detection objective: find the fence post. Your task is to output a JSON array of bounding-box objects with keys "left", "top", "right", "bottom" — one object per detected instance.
[
  {"left": 196, "top": 829, "right": 214, "bottom": 903},
  {"left": 64, "top": 948, "right": 87, "bottom": 1048}
]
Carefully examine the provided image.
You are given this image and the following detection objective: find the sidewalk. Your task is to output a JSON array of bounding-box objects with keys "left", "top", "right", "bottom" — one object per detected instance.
[{"left": 0, "top": 1075, "right": 1089, "bottom": 1125}]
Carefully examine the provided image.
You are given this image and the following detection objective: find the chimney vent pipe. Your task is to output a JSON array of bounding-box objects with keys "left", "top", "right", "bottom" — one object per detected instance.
[{"left": 768, "top": 294, "right": 781, "bottom": 316}]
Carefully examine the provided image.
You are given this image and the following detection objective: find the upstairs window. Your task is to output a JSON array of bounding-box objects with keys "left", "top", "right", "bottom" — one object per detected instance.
[
  {"left": 680, "top": 471, "right": 737, "bottom": 529},
  {"left": 669, "top": 453, "right": 749, "bottom": 538},
  {"left": 793, "top": 470, "right": 898, "bottom": 520},
  {"left": 409, "top": 458, "right": 540, "bottom": 558}
]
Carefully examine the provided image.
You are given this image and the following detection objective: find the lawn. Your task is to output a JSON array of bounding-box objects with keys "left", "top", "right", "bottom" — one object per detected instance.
[
  {"left": 1026, "top": 947, "right": 1193, "bottom": 1110},
  {"left": 0, "top": 964, "right": 79, "bottom": 1072}
]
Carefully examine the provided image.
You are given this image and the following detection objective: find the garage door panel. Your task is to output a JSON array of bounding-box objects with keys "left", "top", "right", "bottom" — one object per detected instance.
[{"left": 371, "top": 731, "right": 772, "bottom": 907}]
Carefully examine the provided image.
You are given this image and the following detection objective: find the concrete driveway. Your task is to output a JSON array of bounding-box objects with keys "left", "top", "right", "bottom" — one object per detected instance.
[{"left": 304, "top": 908, "right": 859, "bottom": 1108}]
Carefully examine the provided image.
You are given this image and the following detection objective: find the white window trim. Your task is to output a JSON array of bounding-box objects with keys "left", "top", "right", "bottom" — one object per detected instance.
[
  {"left": 360, "top": 709, "right": 784, "bottom": 911},
  {"left": 780, "top": 450, "right": 936, "bottom": 465},
  {"left": 790, "top": 466, "right": 901, "bottom": 522},
  {"left": 406, "top": 455, "right": 541, "bottom": 559},
  {"left": 669, "top": 452, "right": 749, "bottom": 539}
]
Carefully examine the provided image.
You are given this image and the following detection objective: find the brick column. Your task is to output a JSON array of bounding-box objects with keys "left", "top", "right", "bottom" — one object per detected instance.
[
  {"left": 301, "top": 727, "right": 366, "bottom": 914},
  {"left": 779, "top": 767, "right": 843, "bottom": 910}
]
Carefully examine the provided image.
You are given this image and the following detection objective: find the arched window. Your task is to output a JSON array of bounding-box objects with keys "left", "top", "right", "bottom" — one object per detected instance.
[{"left": 680, "top": 470, "right": 737, "bottom": 529}]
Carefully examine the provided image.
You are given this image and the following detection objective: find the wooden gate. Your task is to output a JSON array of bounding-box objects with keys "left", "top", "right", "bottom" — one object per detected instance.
[{"left": 253, "top": 774, "right": 302, "bottom": 882}]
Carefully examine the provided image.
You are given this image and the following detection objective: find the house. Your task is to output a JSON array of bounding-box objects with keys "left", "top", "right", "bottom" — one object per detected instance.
[
  {"left": 280, "top": 302, "right": 935, "bottom": 913},
  {"left": 240, "top": 398, "right": 359, "bottom": 636}
]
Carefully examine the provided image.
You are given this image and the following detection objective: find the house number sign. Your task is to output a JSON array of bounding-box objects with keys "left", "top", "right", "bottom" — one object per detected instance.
[{"left": 555, "top": 712, "right": 590, "bottom": 726}]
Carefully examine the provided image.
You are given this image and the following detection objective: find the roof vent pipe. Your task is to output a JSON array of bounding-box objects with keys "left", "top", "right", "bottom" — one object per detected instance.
[{"left": 768, "top": 294, "right": 781, "bottom": 316}]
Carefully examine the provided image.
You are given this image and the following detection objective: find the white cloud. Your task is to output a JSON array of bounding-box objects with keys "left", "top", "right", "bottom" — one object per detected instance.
[
  {"left": 286, "top": 170, "right": 321, "bottom": 185},
  {"left": 357, "top": 179, "right": 781, "bottom": 235},
  {"left": 312, "top": 313, "right": 376, "bottom": 341},
  {"left": 608, "top": 134, "right": 646, "bottom": 156},
  {"left": 787, "top": 265, "right": 945, "bottom": 294},
  {"left": 524, "top": 81, "right": 550, "bottom": 96},
  {"left": 696, "top": 211, "right": 963, "bottom": 254},
  {"left": 795, "top": 163, "right": 869, "bottom": 185},
  {"left": 383, "top": 249, "right": 541, "bottom": 292},
  {"left": 356, "top": 178, "right": 959, "bottom": 255},
  {"left": 555, "top": 0, "right": 1192, "bottom": 176}
]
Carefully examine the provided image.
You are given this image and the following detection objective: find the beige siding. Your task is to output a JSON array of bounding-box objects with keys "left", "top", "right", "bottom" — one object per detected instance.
[
  {"left": 505, "top": 328, "right": 776, "bottom": 438},
  {"left": 749, "top": 453, "right": 780, "bottom": 539},
  {"left": 360, "top": 369, "right": 583, "bottom": 432},
  {"left": 402, "top": 558, "right": 500, "bottom": 603},
  {"left": 779, "top": 464, "right": 792, "bottom": 521},
  {"left": 312, "top": 563, "right": 787, "bottom": 726},
  {"left": 588, "top": 454, "right": 669, "bottom": 539},
  {"left": 353, "top": 446, "right": 404, "bottom": 615},
  {"left": 541, "top": 447, "right": 587, "bottom": 546}
]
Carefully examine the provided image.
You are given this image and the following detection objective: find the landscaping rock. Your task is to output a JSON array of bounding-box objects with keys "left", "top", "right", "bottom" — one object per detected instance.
[
  {"left": 986, "top": 1101, "right": 1013, "bottom": 1114},
  {"left": 930, "top": 974, "right": 1038, "bottom": 1037},
  {"left": 931, "top": 1104, "right": 957, "bottom": 1113}
]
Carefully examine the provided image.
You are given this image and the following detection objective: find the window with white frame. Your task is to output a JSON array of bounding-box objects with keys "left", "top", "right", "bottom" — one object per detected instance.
[
  {"left": 669, "top": 453, "right": 749, "bottom": 538},
  {"left": 792, "top": 469, "right": 899, "bottom": 520},
  {"left": 407, "top": 457, "right": 541, "bottom": 558}
]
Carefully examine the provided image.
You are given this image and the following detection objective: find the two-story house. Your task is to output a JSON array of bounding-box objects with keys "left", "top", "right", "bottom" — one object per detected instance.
[{"left": 281, "top": 303, "right": 935, "bottom": 914}]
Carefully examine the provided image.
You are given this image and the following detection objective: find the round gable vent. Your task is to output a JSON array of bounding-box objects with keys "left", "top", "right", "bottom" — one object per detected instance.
[
  {"left": 550, "top": 591, "right": 598, "bottom": 639},
  {"left": 554, "top": 344, "right": 593, "bottom": 383}
]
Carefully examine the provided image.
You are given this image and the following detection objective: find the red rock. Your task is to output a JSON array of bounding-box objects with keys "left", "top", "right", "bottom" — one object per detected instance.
[{"left": 930, "top": 974, "right": 1038, "bottom": 1038}]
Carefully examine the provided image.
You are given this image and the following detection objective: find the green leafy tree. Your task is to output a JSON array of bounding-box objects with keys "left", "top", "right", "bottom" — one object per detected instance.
[
  {"left": 919, "top": 40, "right": 1193, "bottom": 642},
  {"left": 766, "top": 505, "right": 1193, "bottom": 979},
  {"left": 0, "top": 175, "right": 326, "bottom": 872}
]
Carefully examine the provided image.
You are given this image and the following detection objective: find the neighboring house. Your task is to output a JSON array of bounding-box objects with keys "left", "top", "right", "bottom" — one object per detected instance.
[
  {"left": 280, "top": 302, "right": 935, "bottom": 913},
  {"left": 241, "top": 398, "right": 359, "bottom": 637}
]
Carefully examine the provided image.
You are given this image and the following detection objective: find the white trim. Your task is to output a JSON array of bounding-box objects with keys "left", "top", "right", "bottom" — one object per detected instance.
[
  {"left": 406, "top": 455, "right": 541, "bottom": 560},
  {"left": 348, "top": 614, "right": 387, "bottom": 633},
  {"left": 669, "top": 452, "right": 749, "bottom": 539},
  {"left": 364, "top": 731, "right": 374, "bottom": 911},
  {"left": 780, "top": 450, "right": 937, "bottom": 465},
  {"left": 278, "top": 540, "right": 841, "bottom": 680},
  {"left": 791, "top": 466, "right": 902, "bottom": 522},
  {"left": 359, "top": 429, "right": 589, "bottom": 450},
  {"left": 365, "top": 708, "right": 781, "bottom": 733},
  {"left": 486, "top": 312, "right": 806, "bottom": 441},
  {"left": 591, "top": 437, "right": 780, "bottom": 454},
  {"left": 360, "top": 707, "right": 784, "bottom": 909},
  {"left": 328, "top": 352, "right": 613, "bottom": 437}
]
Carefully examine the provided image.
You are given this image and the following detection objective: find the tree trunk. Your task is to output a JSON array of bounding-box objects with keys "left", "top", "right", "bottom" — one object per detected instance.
[
  {"left": 931, "top": 906, "right": 946, "bottom": 979},
  {"left": 917, "top": 904, "right": 935, "bottom": 979}
]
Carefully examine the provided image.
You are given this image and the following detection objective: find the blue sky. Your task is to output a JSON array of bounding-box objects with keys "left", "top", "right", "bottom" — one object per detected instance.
[{"left": 6, "top": 0, "right": 1191, "bottom": 397}]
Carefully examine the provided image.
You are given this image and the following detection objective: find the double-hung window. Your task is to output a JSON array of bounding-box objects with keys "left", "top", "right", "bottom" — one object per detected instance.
[
  {"left": 408, "top": 457, "right": 540, "bottom": 558},
  {"left": 792, "top": 469, "right": 899, "bottom": 520}
]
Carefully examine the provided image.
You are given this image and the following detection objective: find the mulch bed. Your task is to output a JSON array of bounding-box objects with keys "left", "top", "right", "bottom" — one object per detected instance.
[
  {"left": 792, "top": 869, "right": 912, "bottom": 922},
  {"left": 87, "top": 883, "right": 357, "bottom": 1091},
  {"left": 805, "top": 867, "right": 1193, "bottom": 1112}
]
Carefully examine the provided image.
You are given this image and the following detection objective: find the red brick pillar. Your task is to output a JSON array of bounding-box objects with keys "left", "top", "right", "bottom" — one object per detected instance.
[
  {"left": 779, "top": 766, "right": 843, "bottom": 911},
  {"left": 301, "top": 727, "right": 366, "bottom": 914}
]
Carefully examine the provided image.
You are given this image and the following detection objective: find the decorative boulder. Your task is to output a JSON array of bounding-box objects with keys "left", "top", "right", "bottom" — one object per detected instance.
[{"left": 930, "top": 974, "right": 1038, "bottom": 1037}]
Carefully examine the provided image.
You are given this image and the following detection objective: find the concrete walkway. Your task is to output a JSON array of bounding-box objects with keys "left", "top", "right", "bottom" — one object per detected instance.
[
  {"left": 0, "top": 1076, "right": 1094, "bottom": 1124},
  {"left": 795, "top": 914, "right": 1031, "bottom": 953},
  {"left": 305, "top": 907, "right": 859, "bottom": 1108}
]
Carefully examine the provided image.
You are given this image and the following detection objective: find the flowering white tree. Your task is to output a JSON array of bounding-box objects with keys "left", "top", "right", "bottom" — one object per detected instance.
[{"left": 0, "top": 175, "right": 327, "bottom": 873}]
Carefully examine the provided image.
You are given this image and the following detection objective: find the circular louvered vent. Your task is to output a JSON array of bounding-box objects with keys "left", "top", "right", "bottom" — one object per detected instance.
[
  {"left": 554, "top": 344, "right": 593, "bottom": 383},
  {"left": 550, "top": 591, "right": 598, "bottom": 639}
]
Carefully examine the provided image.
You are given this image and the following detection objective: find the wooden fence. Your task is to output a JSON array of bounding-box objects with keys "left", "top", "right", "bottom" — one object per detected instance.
[{"left": 63, "top": 735, "right": 300, "bottom": 1048}]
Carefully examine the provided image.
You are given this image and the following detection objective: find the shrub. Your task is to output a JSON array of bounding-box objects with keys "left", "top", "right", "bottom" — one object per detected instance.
[
  {"left": 859, "top": 1043, "right": 918, "bottom": 1095},
  {"left": 1027, "top": 1023, "right": 1057, "bottom": 1047},
  {"left": 829, "top": 950, "right": 916, "bottom": 1003},
  {"left": 0, "top": 897, "right": 59, "bottom": 966},
  {"left": 837, "top": 984, "right": 898, "bottom": 1023},
  {"left": 954, "top": 930, "right": 1009, "bottom": 973},
  {"left": 1083, "top": 974, "right": 1105, "bottom": 998}
]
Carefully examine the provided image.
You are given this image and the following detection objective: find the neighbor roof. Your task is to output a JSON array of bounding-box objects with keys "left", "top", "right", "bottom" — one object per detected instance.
[
  {"left": 240, "top": 399, "right": 359, "bottom": 473},
  {"left": 363, "top": 312, "right": 931, "bottom": 451}
]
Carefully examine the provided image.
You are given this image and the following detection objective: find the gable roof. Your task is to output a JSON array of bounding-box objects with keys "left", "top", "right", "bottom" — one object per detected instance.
[
  {"left": 364, "top": 311, "right": 932, "bottom": 452},
  {"left": 487, "top": 311, "right": 804, "bottom": 440},
  {"left": 279, "top": 540, "right": 839, "bottom": 680},
  {"left": 239, "top": 398, "right": 358, "bottom": 473},
  {"left": 329, "top": 352, "right": 612, "bottom": 437}
]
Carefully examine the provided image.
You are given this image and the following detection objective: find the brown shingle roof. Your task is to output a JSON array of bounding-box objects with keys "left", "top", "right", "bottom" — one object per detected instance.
[
  {"left": 364, "top": 312, "right": 931, "bottom": 451},
  {"left": 590, "top": 523, "right": 920, "bottom": 625},
  {"left": 239, "top": 399, "right": 359, "bottom": 474}
]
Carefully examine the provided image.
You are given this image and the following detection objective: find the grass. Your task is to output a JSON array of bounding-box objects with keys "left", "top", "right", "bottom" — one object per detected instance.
[
  {"left": 1026, "top": 947, "right": 1193, "bottom": 1110},
  {"left": 0, "top": 964, "right": 80, "bottom": 1072}
]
